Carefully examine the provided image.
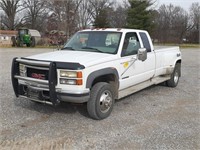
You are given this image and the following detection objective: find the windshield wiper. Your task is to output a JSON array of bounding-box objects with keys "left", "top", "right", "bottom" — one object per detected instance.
[
  {"left": 81, "top": 46, "right": 103, "bottom": 53},
  {"left": 61, "top": 47, "right": 75, "bottom": 50}
]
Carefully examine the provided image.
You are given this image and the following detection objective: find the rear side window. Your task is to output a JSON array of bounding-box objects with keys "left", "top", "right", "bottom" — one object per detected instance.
[{"left": 139, "top": 32, "right": 151, "bottom": 52}]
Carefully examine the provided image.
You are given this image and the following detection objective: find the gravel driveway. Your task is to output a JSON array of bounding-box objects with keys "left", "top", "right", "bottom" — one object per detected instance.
[{"left": 0, "top": 47, "right": 199, "bottom": 150}]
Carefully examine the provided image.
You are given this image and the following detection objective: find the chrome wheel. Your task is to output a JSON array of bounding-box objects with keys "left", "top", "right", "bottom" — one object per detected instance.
[
  {"left": 174, "top": 70, "right": 179, "bottom": 84},
  {"left": 87, "top": 82, "right": 115, "bottom": 120},
  {"left": 167, "top": 63, "right": 181, "bottom": 87},
  {"left": 99, "top": 90, "right": 113, "bottom": 113}
]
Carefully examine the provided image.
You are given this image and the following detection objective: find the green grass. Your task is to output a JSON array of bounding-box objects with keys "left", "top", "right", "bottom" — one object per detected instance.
[
  {"left": 154, "top": 43, "right": 200, "bottom": 48},
  {"left": 0, "top": 45, "right": 62, "bottom": 49},
  {"left": 179, "top": 44, "right": 200, "bottom": 48},
  {"left": 1, "top": 43, "right": 199, "bottom": 49}
]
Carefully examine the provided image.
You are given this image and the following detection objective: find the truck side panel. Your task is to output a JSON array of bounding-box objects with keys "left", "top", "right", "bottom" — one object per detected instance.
[{"left": 154, "top": 47, "right": 181, "bottom": 77}]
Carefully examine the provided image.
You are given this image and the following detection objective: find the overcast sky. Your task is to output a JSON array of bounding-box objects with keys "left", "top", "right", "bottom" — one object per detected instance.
[
  {"left": 155, "top": 0, "right": 199, "bottom": 11},
  {"left": 116, "top": 0, "right": 199, "bottom": 11}
]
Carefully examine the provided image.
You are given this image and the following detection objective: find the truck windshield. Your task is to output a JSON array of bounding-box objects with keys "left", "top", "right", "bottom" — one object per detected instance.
[{"left": 63, "top": 31, "right": 122, "bottom": 54}]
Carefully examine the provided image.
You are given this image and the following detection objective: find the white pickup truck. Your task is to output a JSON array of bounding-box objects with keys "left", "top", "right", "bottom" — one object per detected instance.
[{"left": 11, "top": 28, "right": 181, "bottom": 120}]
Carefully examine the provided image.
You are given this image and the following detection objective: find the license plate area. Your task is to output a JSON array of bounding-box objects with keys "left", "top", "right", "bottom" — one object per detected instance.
[{"left": 27, "top": 89, "right": 41, "bottom": 99}]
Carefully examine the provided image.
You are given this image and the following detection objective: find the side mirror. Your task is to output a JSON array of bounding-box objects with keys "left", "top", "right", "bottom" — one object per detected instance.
[{"left": 137, "top": 48, "right": 147, "bottom": 61}]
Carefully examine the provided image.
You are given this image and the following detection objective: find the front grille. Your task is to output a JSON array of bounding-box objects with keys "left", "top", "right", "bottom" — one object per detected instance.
[{"left": 27, "top": 68, "right": 49, "bottom": 80}]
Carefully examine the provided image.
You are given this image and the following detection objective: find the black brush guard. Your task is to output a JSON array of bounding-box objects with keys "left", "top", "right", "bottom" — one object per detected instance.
[{"left": 11, "top": 57, "right": 59, "bottom": 106}]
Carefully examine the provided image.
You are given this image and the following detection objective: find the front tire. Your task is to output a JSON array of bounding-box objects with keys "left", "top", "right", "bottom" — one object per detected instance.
[
  {"left": 87, "top": 82, "right": 115, "bottom": 120},
  {"left": 167, "top": 63, "right": 181, "bottom": 87},
  {"left": 27, "top": 43, "right": 30, "bottom": 47}
]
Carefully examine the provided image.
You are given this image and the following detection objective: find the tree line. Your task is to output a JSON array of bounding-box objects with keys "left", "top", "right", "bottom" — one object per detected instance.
[{"left": 0, "top": 0, "right": 199, "bottom": 43}]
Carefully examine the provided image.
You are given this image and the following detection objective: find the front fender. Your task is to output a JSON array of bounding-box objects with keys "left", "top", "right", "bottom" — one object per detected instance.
[{"left": 86, "top": 68, "right": 119, "bottom": 89}]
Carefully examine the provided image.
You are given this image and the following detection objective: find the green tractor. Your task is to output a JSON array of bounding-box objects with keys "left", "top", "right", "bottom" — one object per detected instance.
[{"left": 11, "top": 28, "right": 36, "bottom": 47}]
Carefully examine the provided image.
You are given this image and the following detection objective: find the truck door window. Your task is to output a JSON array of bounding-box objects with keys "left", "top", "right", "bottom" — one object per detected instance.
[
  {"left": 139, "top": 32, "right": 151, "bottom": 52},
  {"left": 121, "top": 32, "right": 140, "bottom": 57}
]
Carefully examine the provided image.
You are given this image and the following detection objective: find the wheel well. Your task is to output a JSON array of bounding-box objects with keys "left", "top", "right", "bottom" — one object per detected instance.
[
  {"left": 176, "top": 60, "right": 181, "bottom": 64},
  {"left": 91, "top": 74, "right": 119, "bottom": 98},
  {"left": 92, "top": 74, "right": 117, "bottom": 86},
  {"left": 176, "top": 59, "right": 181, "bottom": 76}
]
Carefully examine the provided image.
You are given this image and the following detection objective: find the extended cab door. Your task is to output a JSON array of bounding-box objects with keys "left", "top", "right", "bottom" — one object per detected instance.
[{"left": 119, "top": 32, "right": 156, "bottom": 90}]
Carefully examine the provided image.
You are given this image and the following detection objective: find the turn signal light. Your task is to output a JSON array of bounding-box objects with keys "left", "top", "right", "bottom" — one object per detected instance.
[
  {"left": 76, "top": 79, "right": 83, "bottom": 85},
  {"left": 77, "top": 72, "right": 82, "bottom": 78}
]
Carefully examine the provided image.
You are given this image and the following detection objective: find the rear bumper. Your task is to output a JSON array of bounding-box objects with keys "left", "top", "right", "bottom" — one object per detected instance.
[{"left": 11, "top": 57, "right": 88, "bottom": 105}]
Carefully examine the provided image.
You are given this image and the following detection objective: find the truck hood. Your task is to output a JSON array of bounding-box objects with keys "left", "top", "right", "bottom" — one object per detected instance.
[{"left": 26, "top": 50, "right": 118, "bottom": 67}]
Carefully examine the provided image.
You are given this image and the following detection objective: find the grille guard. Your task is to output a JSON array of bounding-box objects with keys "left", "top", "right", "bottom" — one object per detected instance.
[{"left": 11, "top": 57, "right": 60, "bottom": 106}]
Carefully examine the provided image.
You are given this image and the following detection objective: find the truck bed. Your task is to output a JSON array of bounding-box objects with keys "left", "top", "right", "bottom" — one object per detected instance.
[{"left": 154, "top": 46, "right": 179, "bottom": 51}]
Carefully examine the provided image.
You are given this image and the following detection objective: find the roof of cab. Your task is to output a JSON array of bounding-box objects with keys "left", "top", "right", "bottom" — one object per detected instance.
[{"left": 80, "top": 28, "right": 147, "bottom": 33}]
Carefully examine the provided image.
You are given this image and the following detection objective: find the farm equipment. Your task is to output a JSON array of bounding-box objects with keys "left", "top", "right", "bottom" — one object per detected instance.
[
  {"left": 48, "top": 30, "right": 67, "bottom": 46},
  {"left": 11, "top": 28, "right": 37, "bottom": 47}
]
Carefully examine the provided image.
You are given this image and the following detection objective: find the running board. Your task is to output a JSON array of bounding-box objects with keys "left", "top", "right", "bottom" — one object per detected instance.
[{"left": 118, "top": 76, "right": 170, "bottom": 99}]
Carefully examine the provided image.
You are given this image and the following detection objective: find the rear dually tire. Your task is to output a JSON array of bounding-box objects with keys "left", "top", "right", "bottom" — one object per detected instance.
[{"left": 167, "top": 63, "right": 181, "bottom": 87}]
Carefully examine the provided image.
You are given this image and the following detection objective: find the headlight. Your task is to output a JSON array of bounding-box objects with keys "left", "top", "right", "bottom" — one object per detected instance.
[
  {"left": 60, "top": 78, "right": 77, "bottom": 85},
  {"left": 59, "top": 70, "right": 83, "bottom": 85},
  {"left": 60, "top": 70, "right": 82, "bottom": 78}
]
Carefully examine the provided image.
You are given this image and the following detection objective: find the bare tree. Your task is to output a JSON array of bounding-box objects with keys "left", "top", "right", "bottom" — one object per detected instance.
[
  {"left": 77, "top": 0, "right": 93, "bottom": 29},
  {"left": 47, "top": 0, "right": 64, "bottom": 31},
  {"left": 22, "top": 0, "right": 48, "bottom": 30},
  {"left": 154, "top": 4, "right": 190, "bottom": 43},
  {"left": 188, "top": 2, "right": 200, "bottom": 43},
  {"left": 171, "top": 6, "right": 191, "bottom": 43},
  {"left": 88, "top": 0, "right": 113, "bottom": 27},
  {"left": 48, "top": 0, "right": 82, "bottom": 37},
  {"left": 0, "top": 0, "right": 22, "bottom": 30},
  {"left": 63, "top": 0, "right": 82, "bottom": 37},
  {"left": 108, "top": 5, "right": 127, "bottom": 28}
]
